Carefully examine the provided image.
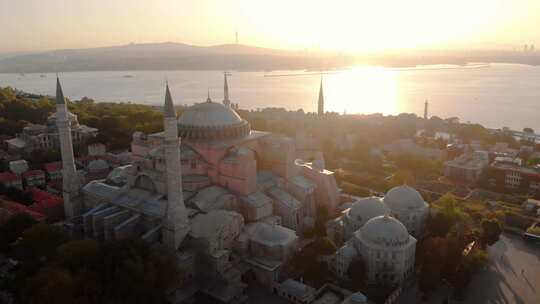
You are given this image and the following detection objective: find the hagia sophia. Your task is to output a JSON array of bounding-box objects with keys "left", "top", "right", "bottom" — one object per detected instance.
[{"left": 52, "top": 74, "right": 429, "bottom": 302}]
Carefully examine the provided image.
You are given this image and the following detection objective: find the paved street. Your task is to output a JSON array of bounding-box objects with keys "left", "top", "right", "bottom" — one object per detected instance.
[
  {"left": 246, "top": 283, "right": 290, "bottom": 304},
  {"left": 401, "top": 233, "right": 540, "bottom": 304},
  {"left": 464, "top": 233, "right": 540, "bottom": 304}
]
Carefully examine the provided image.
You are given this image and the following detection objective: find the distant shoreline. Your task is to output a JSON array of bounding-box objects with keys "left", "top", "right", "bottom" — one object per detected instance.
[{"left": 4, "top": 62, "right": 531, "bottom": 75}]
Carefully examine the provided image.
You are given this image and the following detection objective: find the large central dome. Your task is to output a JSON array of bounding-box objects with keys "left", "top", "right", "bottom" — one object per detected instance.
[{"left": 178, "top": 100, "right": 250, "bottom": 141}]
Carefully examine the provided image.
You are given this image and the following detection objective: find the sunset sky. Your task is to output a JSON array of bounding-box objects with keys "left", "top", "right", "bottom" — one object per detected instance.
[{"left": 1, "top": 0, "right": 538, "bottom": 53}]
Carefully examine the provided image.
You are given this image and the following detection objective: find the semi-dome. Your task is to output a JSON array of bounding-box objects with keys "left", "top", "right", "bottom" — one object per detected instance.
[
  {"left": 87, "top": 159, "right": 109, "bottom": 172},
  {"left": 384, "top": 185, "right": 426, "bottom": 211},
  {"left": 246, "top": 222, "right": 296, "bottom": 246},
  {"left": 178, "top": 100, "right": 250, "bottom": 141},
  {"left": 355, "top": 215, "right": 409, "bottom": 246},
  {"left": 347, "top": 197, "right": 390, "bottom": 225}
]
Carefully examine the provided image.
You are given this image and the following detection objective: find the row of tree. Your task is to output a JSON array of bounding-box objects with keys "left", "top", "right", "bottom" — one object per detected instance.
[
  {"left": 418, "top": 194, "right": 502, "bottom": 300},
  {"left": 0, "top": 88, "right": 165, "bottom": 150},
  {"left": 0, "top": 212, "right": 182, "bottom": 304}
]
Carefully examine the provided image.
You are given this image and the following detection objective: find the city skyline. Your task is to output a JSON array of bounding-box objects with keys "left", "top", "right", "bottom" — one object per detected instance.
[{"left": 1, "top": 0, "right": 539, "bottom": 53}]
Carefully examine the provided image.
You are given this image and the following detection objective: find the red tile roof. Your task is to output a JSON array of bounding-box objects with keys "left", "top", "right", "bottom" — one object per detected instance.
[
  {"left": 22, "top": 170, "right": 44, "bottom": 177},
  {"left": 0, "top": 199, "right": 47, "bottom": 221},
  {"left": 98, "top": 154, "right": 121, "bottom": 164},
  {"left": 76, "top": 156, "right": 94, "bottom": 162},
  {"left": 0, "top": 172, "right": 20, "bottom": 183},
  {"left": 25, "top": 188, "right": 63, "bottom": 212},
  {"left": 44, "top": 162, "right": 62, "bottom": 171},
  {"left": 0, "top": 135, "right": 13, "bottom": 142}
]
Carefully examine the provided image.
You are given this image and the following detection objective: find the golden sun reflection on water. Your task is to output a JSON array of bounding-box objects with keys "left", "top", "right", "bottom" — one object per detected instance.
[{"left": 325, "top": 66, "right": 398, "bottom": 115}]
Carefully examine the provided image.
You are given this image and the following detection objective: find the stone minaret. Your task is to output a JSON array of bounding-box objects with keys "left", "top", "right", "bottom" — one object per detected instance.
[
  {"left": 162, "top": 83, "right": 189, "bottom": 250},
  {"left": 424, "top": 100, "right": 428, "bottom": 120},
  {"left": 318, "top": 78, "right": 324, "bottom": 116},
  {"left": 55, "top": 77, "right": 80, "bottom": 218},
  {"left": 223, "top": 72, "right": 231, "bottom": 107}
]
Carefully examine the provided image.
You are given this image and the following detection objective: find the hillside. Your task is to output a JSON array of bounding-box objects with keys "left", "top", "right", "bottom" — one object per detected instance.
[{"left": 0, "top": 42, "right": 346, "bottom": 73}]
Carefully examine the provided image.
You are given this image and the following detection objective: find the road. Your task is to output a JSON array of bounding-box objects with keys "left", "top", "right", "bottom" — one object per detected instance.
[
  {"left": 464, "top": 233, "right": 539, "bottom": 304},
  {"left": 400, "top": 233, "right": 539, "bottom": 304}
]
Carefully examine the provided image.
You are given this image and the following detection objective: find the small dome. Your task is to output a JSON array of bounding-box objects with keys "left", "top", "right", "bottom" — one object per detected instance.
[
  {"left": 348, "top": 292, "right": 367, "bottom": 304},
  {"left": 356, "top": 216, "right": 409, "bottom": 246},
  {"left": 178, "top": 101, "right": 250, "bottom": 141},
  {"left": 347, "top": 197, "right": 390, "bottom": 226},
  {"left": 106, "top": 165, "right": 131, "bottom": 185},
  {"left": 87, "top": 159, "right": 109, "bottom": 171},
  {"left": 340, "top": 244, "right": 357, "bottom": 258},
  {"left": 384, "top": 185, "right": 426, "bottom": 211},
  {"left": 246, "top": 222, "right": 296, "bottom": 246}
]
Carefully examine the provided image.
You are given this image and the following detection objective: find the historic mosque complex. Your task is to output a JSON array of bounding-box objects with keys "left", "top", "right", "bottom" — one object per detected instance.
[{"left": 52, "top": 75, "right": 430, "bottom": 302}]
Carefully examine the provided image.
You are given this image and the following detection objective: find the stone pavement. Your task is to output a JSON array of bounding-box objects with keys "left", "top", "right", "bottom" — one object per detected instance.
[{"left": 464, "top": 233, "right": 539, "bottom": 304}]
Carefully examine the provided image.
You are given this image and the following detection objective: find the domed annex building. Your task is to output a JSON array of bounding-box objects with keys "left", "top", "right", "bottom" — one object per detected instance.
[
  {"left": 52, "top": 74, "right": 341, "bottom": 301},
  {"left": 6, "top": 104, "right": 98, "bottom": 154},
  {"left": 352, "top": 216, "right": 416, "bottom": 282},
  {"left": 326, "top": 186, "right": 428, "bottom": 284}
]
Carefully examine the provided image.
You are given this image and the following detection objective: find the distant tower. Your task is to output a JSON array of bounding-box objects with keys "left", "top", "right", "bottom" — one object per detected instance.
[
  {"left": 162, "top": 82, "right": 189, "bottom": 250},
  {"left": 318, "top": 78, "right": 324, "bottom": 116},
  {"left": 206, "top": 88, "right": 212, "bottom": 103},
  {"left": 424, "top": 100, "right": 428, "bottom": 120},
  {"left": 223, "top": 72, "right": 231, "bottom": 107},
  {"left": 235, "top": 31, "right": 239, "bottom": 45},
  {"left": 55, "top": 77, "right": 80, "bottom": 218}
]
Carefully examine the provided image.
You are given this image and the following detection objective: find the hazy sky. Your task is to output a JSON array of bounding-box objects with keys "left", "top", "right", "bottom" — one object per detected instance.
[{"left": 1, "top": 0, "right": 538, "bottom": 53}]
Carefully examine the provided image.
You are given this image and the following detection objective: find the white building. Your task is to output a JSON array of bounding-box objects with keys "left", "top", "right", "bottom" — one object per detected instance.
[
  {"left": 444, "top": 151, "right": 489, "bottom": 182},
  {"left": 326, "top": 197, "right": 390, "bottom": 246},
  {"left": 353, "top": 216, "right": 416, "bottom": 283},
  {"left": 6, "top": 109, "right": 97, "bottom": 154},
  {"left": 327, "top": 186, "right": 427, "bottom": 284},
  {"left": 383, "top": 186, "right": 429, "bottom": 238}
]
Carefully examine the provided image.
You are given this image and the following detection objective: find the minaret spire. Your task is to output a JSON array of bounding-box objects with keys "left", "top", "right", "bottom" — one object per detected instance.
[
  {"left": 162, "top": 84, "right": 189, "bottom": 249},
  {"left": 206, "top": 88, "right": 212, "bottom": 103},
  {"left": 164, "top": 81, "right": 175, "bottom": 118},
  {"left": 55, "top": 77, "right": 80, "bottom": 218},
  {"left": 56, "top": 77, "right": 66, "bottom": 104},
  {"left": 424, "top": 100, "right": 428, "bottom": 120},
  {"left": 223, "top": 72, "right": 231, "bottom": 107},
  {"left": 317, "top": 76, "right": 324, "bottom": 116}
]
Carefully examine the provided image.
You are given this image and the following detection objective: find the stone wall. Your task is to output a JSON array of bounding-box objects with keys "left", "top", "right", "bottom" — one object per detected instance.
[
  {"left": 103, "top": 210, "right": 131, "bottom": 240},
  {"left": 114, "top": 214, "right": 142, "bottom": 240}
]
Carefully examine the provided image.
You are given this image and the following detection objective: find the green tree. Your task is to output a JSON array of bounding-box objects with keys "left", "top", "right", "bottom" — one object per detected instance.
[
  {"left": 12, "top": 223, "right": 70, "bottom": 265},
  {"left": 314, "top": 206, "right": 329, "bottom": 236},
  {"left": 418, "top": 237, "right": 447, "bottom": 294},
  {"left": 312, "top": 237, "right": 337, "bottom": 256},
  {"left": 22, "top": 266, "right": 76, "bottom": 304},
  {"left": 388, "top": 170, "right": 416, "bottom": 189},
  {"left": 480, "top": 218, "right": 502, "bottom": 246},
  {"left": 53, "top": 240, "right": 101, "bottom": 273},
  {"left": 0, "top": 212, "right": 38, "bottom": 253},
  {"left": 97, "top": 239, "right": 183, "bottom": 304}
]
